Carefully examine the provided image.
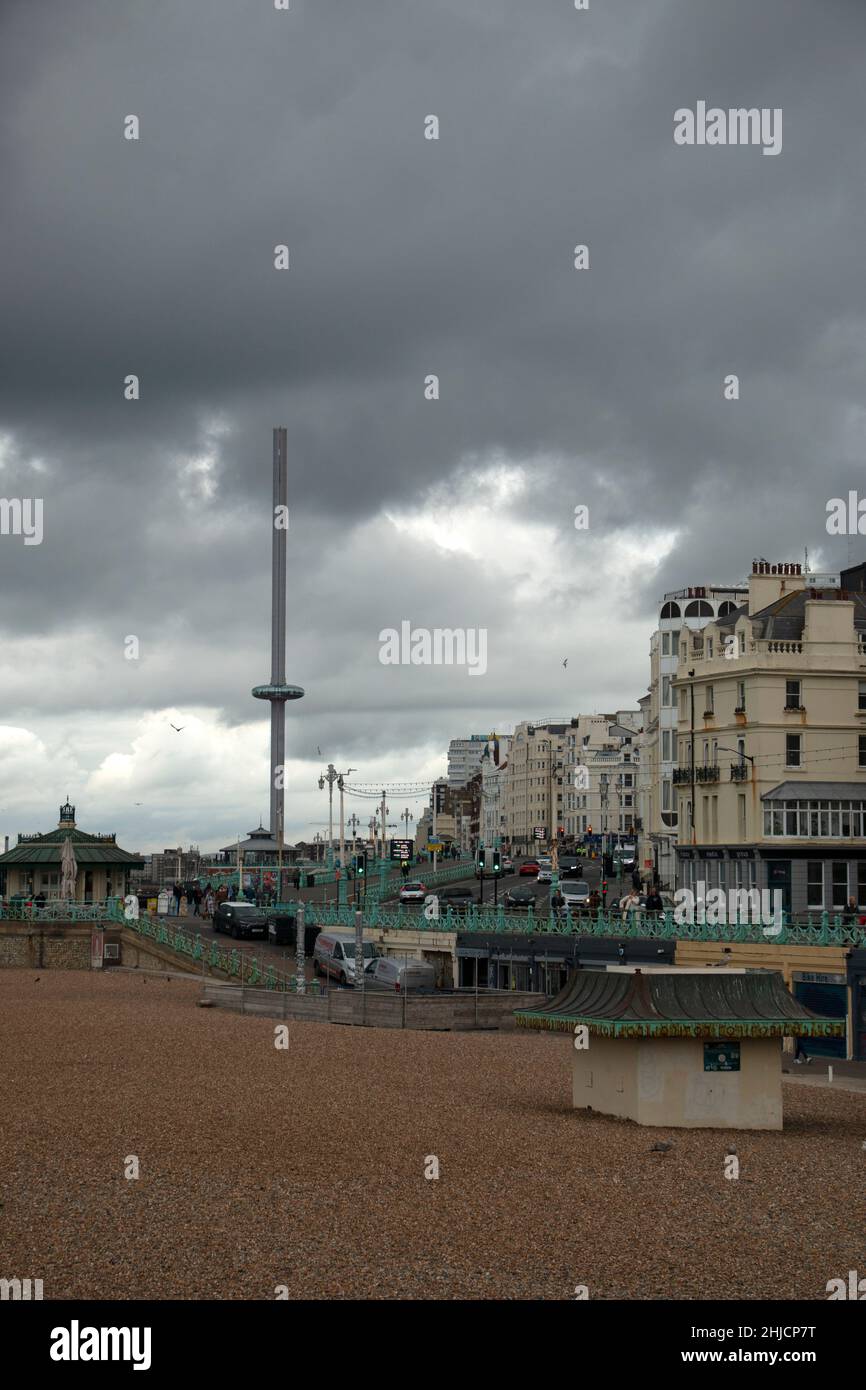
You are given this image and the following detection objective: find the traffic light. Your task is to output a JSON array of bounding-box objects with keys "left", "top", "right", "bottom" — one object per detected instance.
[
  {"left": 477, "top": 847, "right": 486, "bottom": 871},
  {"left": 357, "top": 852, "right": 366, "bottom": 878},
  {"left": 492, "top": 847, "right": 501, "bottom": 874}
]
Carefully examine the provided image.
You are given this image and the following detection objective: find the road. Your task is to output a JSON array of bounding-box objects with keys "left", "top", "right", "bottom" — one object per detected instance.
[{"left": 166, "top": 855, "right": 635, "bottom": 974}]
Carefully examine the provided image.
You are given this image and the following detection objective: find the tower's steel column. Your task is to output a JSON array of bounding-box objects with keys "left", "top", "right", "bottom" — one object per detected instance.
[
  {"left": 252, "top": 427, "right": 304, "bottom": 840},
  {"left": 270, "top": 427, "right": 287, "bottom": 838}
]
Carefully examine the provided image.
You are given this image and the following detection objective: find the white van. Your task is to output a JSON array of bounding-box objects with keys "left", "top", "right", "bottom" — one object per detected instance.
[
  {"left": 368, "top": 956, "right": 436, "bottom": 993},
  {"left": 313, "top": 931, "right": 375, "bottom": 986}
]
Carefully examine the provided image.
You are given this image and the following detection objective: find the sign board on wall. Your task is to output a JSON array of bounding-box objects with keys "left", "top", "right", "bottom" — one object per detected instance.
[{"left": 704, "top": 1041, "right": 740, "bottom": 1072}]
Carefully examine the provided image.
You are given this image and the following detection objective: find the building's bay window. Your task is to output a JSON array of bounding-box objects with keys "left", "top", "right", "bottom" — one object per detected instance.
[{"left": 763, "top": 799, "right": 866, "bottom": 837}]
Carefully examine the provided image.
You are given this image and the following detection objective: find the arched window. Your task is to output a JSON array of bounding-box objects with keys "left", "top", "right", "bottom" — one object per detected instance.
[
  {"left": 718, "top": 601, "right": 737, "bottom": 617},
  {"left": 660, "top": 601, "right": 681, "bottom": 620},
  {"left": 684, "top": 599, "right": 713, "bottom": 618}
]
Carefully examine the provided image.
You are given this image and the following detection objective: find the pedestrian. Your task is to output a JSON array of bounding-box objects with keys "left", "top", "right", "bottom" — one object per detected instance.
[
  {"left": 192, "top": 885, "right": 202, "bottom": 917},
  {"left": 293, "top": 868, "right": 301, "bottom": 891},
  {"left": 620, "top": 889, "right": 641, "bottom": 924},
  {"left": 632, "top": 869, "right": 642, "bottom": 892},
  {"left": 645, "top": 886, "right": 664, "bottom": 916},
  {"left": 551, "top": 887, "right": 565, "bottom": 919},
  {"left": 587, "top": 889, "right": 600, "bottom": 914},
  {"left": 172, "top": 881, "right": 182, "bottom": 916},
  {"left": 204, "top": 889, "right": 215, "bottom": 919},
  {"left": 794, "top": 1037, "right": 811, "bottom": 1065}
]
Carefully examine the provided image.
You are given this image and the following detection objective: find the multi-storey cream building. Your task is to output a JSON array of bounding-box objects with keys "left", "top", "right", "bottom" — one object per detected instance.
[
  {"left": 480, "top": 737, "right": 511, "bottom": 849},
  {"left": 638, "top": 581, "right": 748, "bottom": 888},
  {"left": 672, "top": 559, "right": 866, "bottom": 918},
  {"left": 567, "top": 713, "right": 641, "bottom": 844},
  {"left": 501, "top": 714, "right": 640, "bottom": 854},
  {"left": 501, "top": 719, "right": 569, "bottom": 854}
]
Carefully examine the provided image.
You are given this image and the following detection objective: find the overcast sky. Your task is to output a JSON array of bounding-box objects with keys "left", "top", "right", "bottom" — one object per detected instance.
[{"left": 1, "top": 0, "right": 865, "bottom": 853}]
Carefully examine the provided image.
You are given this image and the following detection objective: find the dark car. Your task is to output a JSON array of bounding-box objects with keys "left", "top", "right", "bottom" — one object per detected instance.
[
  {"left": 212, "top": 901, "right": 268, "bottom": 939},
  {"left": 561, "top": 863, "right": 593, "bottom": 880},
  {"left": 438, "top": 886, "right": 475, "bottom": 914},
  {"left": 504, "top": 887, "right": 536, "bottom": 911}
]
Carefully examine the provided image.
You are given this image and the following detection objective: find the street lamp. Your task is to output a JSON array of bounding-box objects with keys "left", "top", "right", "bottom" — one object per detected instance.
[
  {"left": 717, "top": 746, "right": 755, "bottom": 765},
  {"left": 318, "top": 765, "right": 340, "bottom": 867}
]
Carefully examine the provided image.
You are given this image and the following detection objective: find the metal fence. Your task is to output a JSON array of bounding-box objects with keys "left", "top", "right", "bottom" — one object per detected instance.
[{"left": 4, "top": 894, "right": 865, "bottom": 954}]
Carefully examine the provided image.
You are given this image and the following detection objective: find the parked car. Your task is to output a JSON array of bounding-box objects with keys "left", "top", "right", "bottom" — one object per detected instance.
[
  {"left": 519, "top": 861, "right": 540, "bottom": 877},
  {"left": 536, "top": 868, "right": 553, "bottom": 884},
  {"left": 212, "top": 901, "right": 268, "bottom": 939},
  {"left": 399, "top": 881, "right": 427, "bottom": 903},
  {"left": 367, "top": 956, "right": 436, "bottom": 993},
  {"left": 504, "top": 886, "right": 536, "bottom": 910},
  {"left": 313, "top": 931, "right": 376, "bottom": 986}
]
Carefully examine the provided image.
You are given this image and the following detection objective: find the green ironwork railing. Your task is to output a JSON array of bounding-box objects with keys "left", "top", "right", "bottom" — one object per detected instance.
[
  {"left": 299, "top": 901, "right": 866, "bottom": 947},
  {"left": 123, "top": 912, "right": 324, "bottom": 994},
  {"left": 0, "top": 898, "right": 125, "bottom": 923}
]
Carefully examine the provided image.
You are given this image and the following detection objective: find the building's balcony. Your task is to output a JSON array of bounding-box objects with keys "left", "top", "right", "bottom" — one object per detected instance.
[
  {"left": 672, "top": 765, "right": 720, "bottom": 785},
  {"left": 730, "top": 764, "right": 749, "bottom": 782}
]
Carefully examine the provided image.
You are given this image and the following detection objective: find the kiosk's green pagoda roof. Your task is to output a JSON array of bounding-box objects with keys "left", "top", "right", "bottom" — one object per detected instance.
[{"left": 514, "top": 969, "right": 845, "bottom": 1040}]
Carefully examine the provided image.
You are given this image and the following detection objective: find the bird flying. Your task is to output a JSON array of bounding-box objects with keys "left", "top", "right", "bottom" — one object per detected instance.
[
  {"left": 170, "top": 724, "right": 185, "bottom": 733},
  {"left": 562, "top": 658, "right": 568, "bottom": 668}
]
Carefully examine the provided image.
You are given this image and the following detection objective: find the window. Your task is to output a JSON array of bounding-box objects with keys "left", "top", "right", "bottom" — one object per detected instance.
[
  {"left": 685, "top": 599, "right": 713, "bottom": 617},
  {"left": 806, "top": 862, "right": 823, "bottom": 909},
  {"left": 736, "top": 681, "right": 745, "bottom": 710},
  {"left": 763, "top": 799, "right": 866, "bottom": 838},
  {"left": 860, "top": 681, "right": 866, "bottom": 712},
  {"left": 661, "top": 632, "right": 670, "bottom": 655},
  {"left": 660, "top": 601, "right": 681, "bottom": 619},
  {"left": 832, "top": 863, "right": 848, "bottom": 910},
  {"left": 737, "top": 738, "right": 745, "bottom": 763},
  {"left": 705, "top": 685, "right": 714, "bottom": 713},
  {"left": 739, "top": 631, "right": 746, "bottom": 655},
  {"left": 718, "top": 601, "right": 738, "bottom": 617},
  {"left": 661, "top": 730, "right": 671, "bottom": 762},
  {"left": 785, "top": 679, "right": 801, "bottom": 709},
  {"left": 859, "top": 862, "right": 866, "bottom": 908},
  {"left": 737, "top": 795, "right": 746, "bottom": 839},
  {"left": 662, "top": 780, "right": 671, "bottom": 811},
  {"left": 860, "top": 736, "right": 866, "bottom": 769},
  {"left": 662, "top": 676, "right": 671, "bottom": 706},
  {"left": 786, "top": 733, "right": 801, "bottom": 768},
  {"left": 707, "top": 638, "right": 714, "bottom": 659}
]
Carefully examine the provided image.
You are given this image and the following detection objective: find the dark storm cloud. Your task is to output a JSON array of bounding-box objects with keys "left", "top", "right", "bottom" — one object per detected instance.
[{"left": 2, "top": 0, "right": 866, "bottom": 798}]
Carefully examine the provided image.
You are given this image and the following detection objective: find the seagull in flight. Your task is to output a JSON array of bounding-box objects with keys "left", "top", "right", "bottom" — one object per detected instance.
[
  {"left": 562, "top": 658, "right": 568, "bottom": 668},
  {"left": 317, "top": 746, "right": 322, "bottom": 756},
  {"left": 170, "top": 723, "right": 185, "bottom": 733}
]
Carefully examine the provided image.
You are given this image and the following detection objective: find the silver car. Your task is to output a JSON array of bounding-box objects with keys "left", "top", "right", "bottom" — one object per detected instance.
[{"left": 367, "top": 956, "right": 436, "bottom": 993}]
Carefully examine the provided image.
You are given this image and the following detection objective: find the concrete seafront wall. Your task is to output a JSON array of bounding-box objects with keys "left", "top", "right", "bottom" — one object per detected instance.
[
  {"left": 202, "top": 981, "right": 543, "bottom": 1031},
  {"left": 0, "top": 923, "right": 197, "bottom": 975}
]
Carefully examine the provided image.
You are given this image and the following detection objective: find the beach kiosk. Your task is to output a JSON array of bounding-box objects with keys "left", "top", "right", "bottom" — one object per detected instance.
[{"left": 515, "top": 967, "right": 844, "bottom": 1131}]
